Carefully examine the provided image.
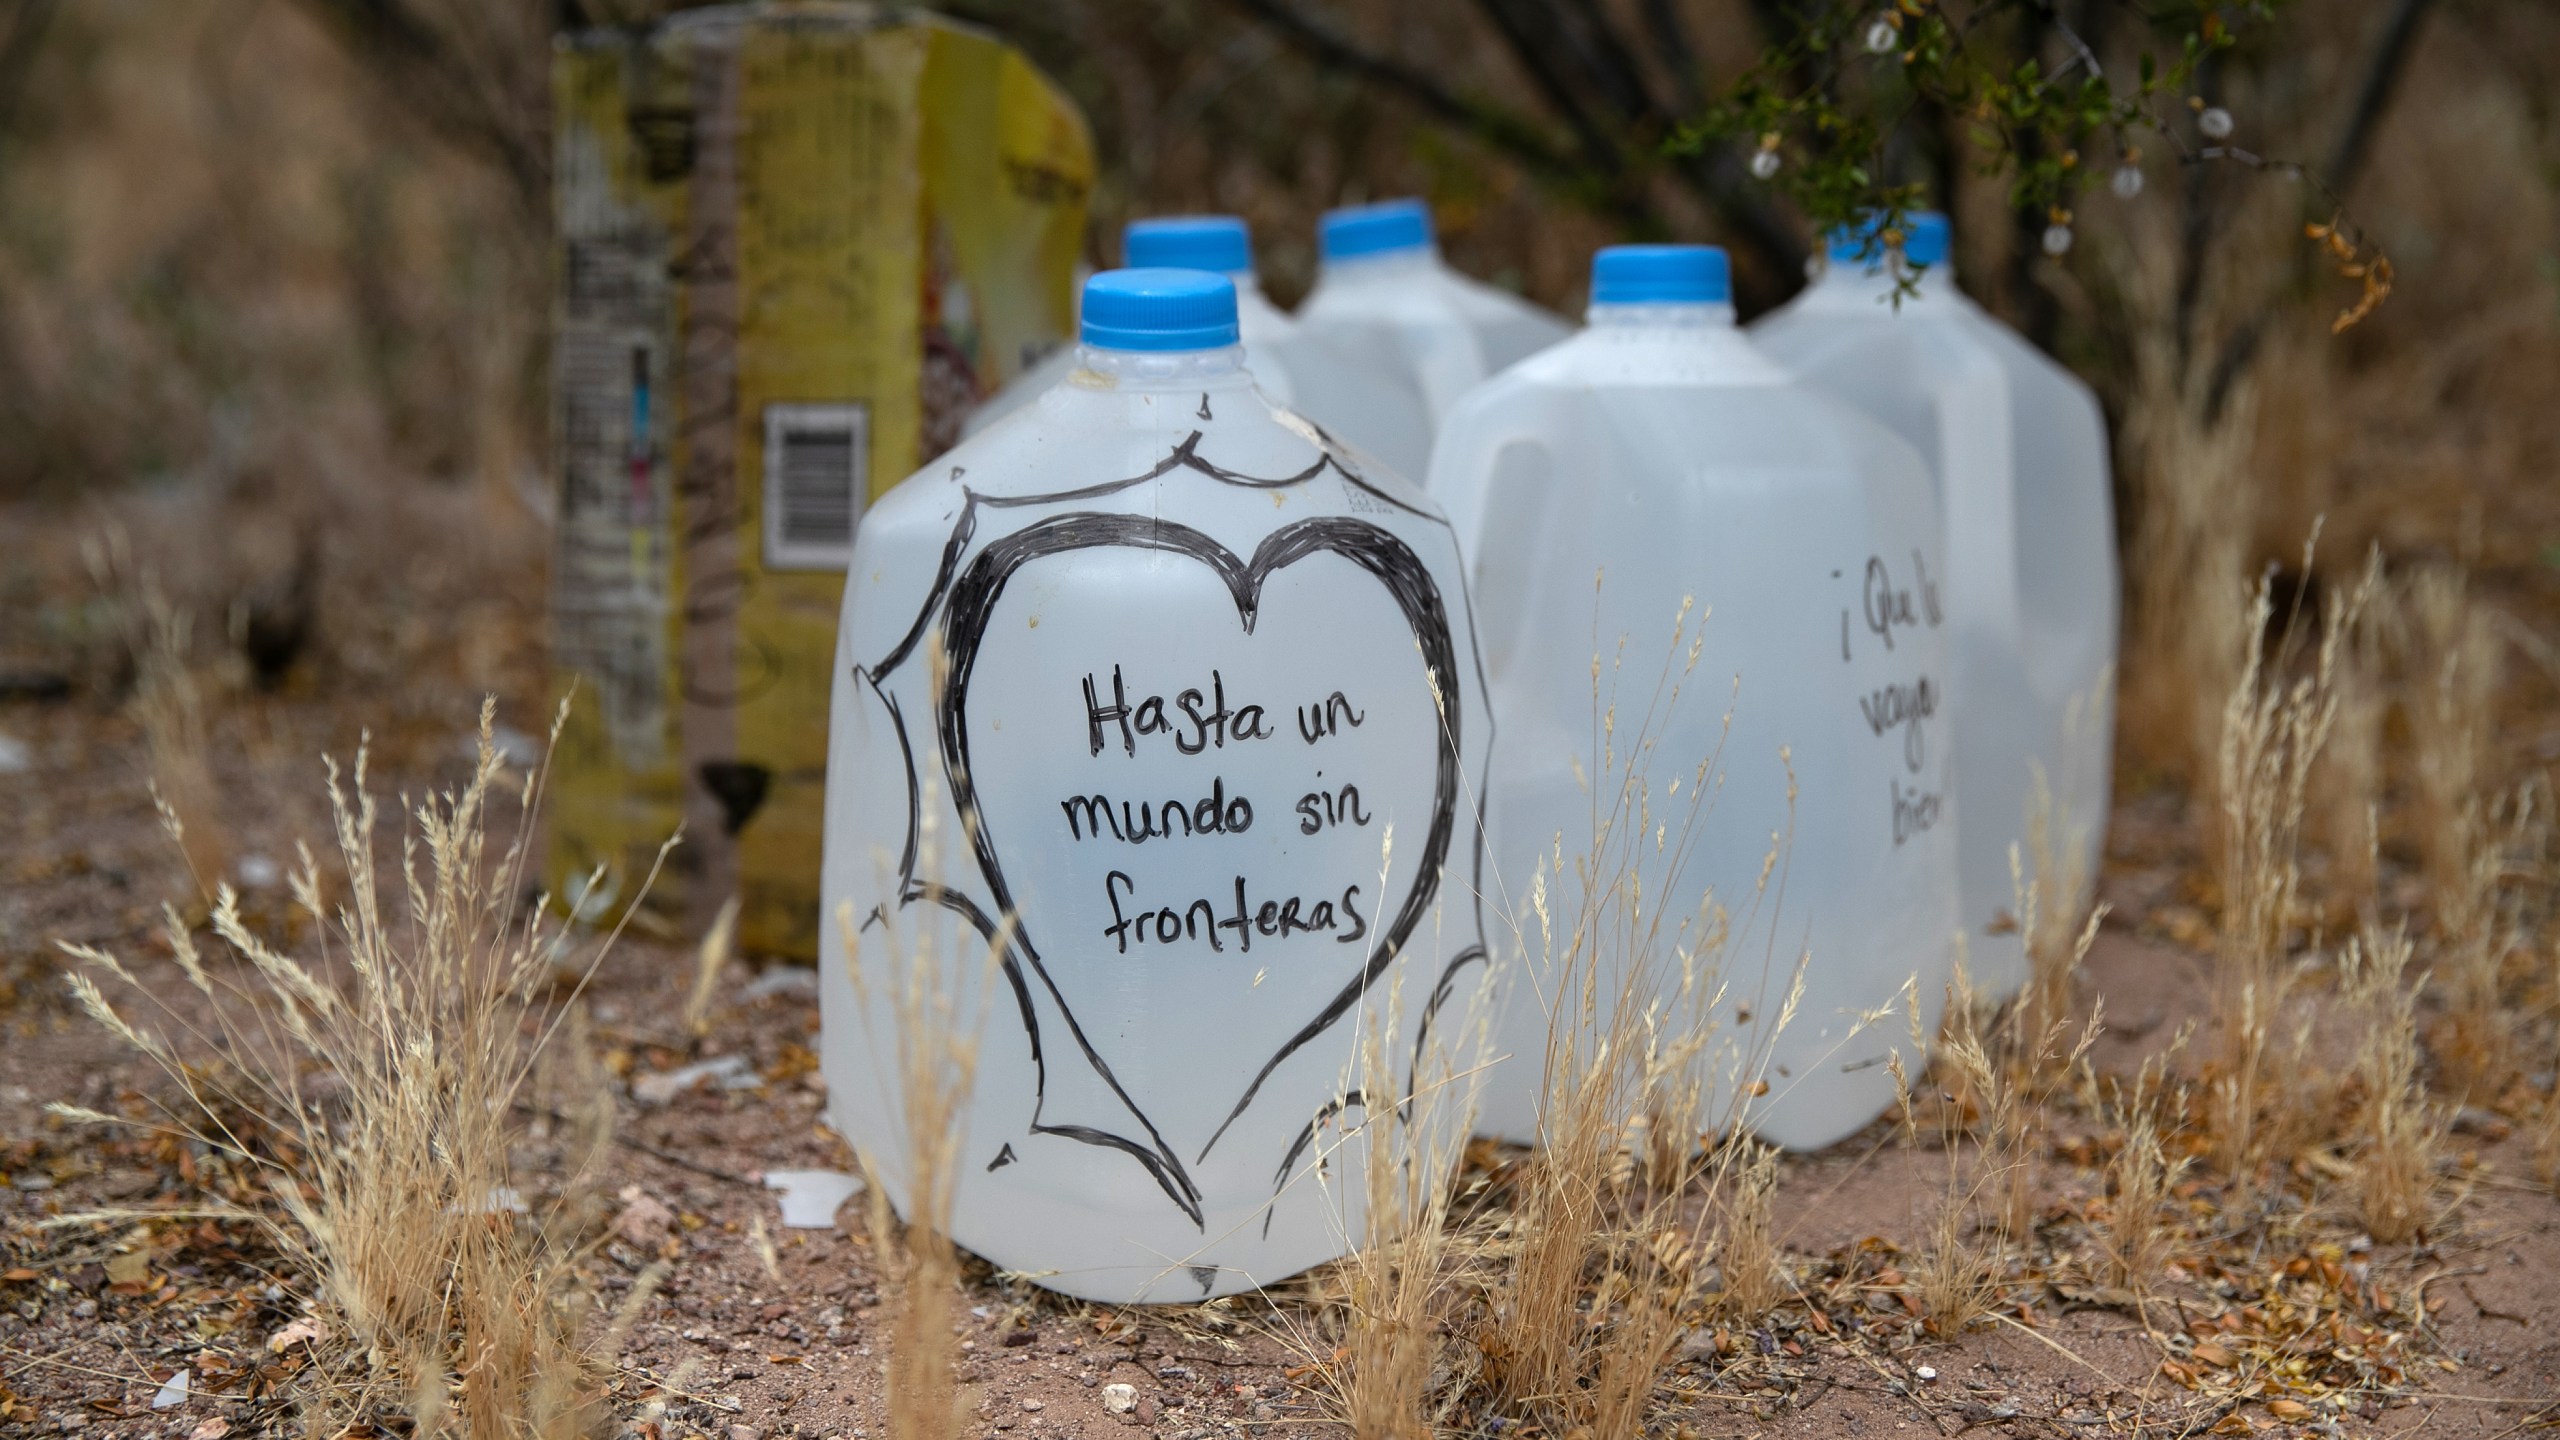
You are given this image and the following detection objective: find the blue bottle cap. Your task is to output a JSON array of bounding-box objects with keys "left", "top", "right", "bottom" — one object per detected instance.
[
  {"left": 1590, "top": 244, "right": 1731, "bottom": 304},
  {"left": 1319, "top": 198, "right": 1434, "bottom": 262},
  {"left": 1079, "top": 268, "right": 1241, "bottom": 352},
  {"left": 1827, "top": 211, "right": 1952, "bottom": 267},
  {"left": 1124, "top": 215, "right": 1254, "bottom": 275}
]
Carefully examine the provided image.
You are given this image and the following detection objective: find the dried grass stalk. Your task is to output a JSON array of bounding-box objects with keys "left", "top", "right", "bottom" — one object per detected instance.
[
  {"left": 2392, "top": 563, "right": 2554, "bottom": 1098},
  {"left": 86, "top": 527, "right": 230, "bottom": 897},
  {"left": 2402, "top": 564, "right": 2503, "bottom": 904},
  {"left": 1896, "top": 955, "right": 2097, "bottom": 1338},
  {"left": 2209, "top": 537, "right": 2376, "bottom": 1181},
  {"left": 2336, "top": 923, "right": 2441, "bottom": 1243},
  {"left": 56, "top": 699, "right": 654, "bottom": 1439},
  {"left": 1316, "top": 974, "right": 1472, "bottom": 1440},
  {"left": 1710, "top": 1140, "right": 1782, "bottom": 1326},
  {"left": 836, "top": 652, "right": 1006, "bottom": 1440},
  {"left": 1477, "top": 597, "right": 1744, "bottom": 1429},
  {"left": 2312, "top": 586, "right": 2388, "bottom": 916},
  {"left": 2095, "top": 1054, "right": 2191, "bottom": 1294}
]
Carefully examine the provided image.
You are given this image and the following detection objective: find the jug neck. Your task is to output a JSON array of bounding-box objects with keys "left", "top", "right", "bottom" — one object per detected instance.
[
  {"left": 1584, "top": 300, "right": 1738, "bottom": 330},
  {"left": 1318, "top": 246, "right": 1437, "bottom": 283},
  {"left": 1073, "top": 343, "right": 1252, "bottom": 391},
  {"left": 1816, "top": 255, "right": 1959, "bottom": 304}
]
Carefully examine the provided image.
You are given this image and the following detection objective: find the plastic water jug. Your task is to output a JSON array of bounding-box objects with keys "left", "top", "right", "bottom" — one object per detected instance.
[
  {"left": 1430, "top": 246, "right": 1957, "bottom": 1152},
  {"left": 1295, "top": 198, "right": 1570, "bottom": 429},
  {"left": 964, "top": 216, "right": 1434, "bottom": 478},
  {"left": 1751, "top": 215, "right": 2117, "bottom": 997},
  {"left": 821, "top": 269, "right": 1492, "bottom": 1301}
]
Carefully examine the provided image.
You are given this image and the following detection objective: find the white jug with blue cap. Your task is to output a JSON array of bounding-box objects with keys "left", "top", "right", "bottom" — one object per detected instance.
[
  {"left": 1752, "top": 214, "right": 2117, "bottom": 997},
  {"left": 822, "top": 267, "right": 1493, "bottom": 1301},
  {"left": 1429, "top": 245, "right": 1957, "bottom": 1152},
  {"left": 1295, "top": 198, "right": 1570, "bottom": 428},
  {"left": 963, "top": 216, "right": 1435, "bottom": 479}
]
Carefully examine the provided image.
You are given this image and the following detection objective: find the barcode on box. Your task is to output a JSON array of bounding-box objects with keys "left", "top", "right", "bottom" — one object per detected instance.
[{"left": 762, "top": 402, "right": 869, "bottom": 570}]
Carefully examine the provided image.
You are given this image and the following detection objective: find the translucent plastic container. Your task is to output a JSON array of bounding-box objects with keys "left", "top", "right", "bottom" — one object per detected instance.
[
  {"left": 1430, "top": 245, "right": 1957, "bottom": 1152},
  {"left": 1294, "top": 198, "right": 1570, "bottom": 431},
  {"left": 822, "top": 268, "right": 1492, "bottom": 1301},
  {"left": 1751, "top": 214, "right": 2117, "bottom": 996},
  {"left": 963, "top": 216, "right": 1434, "bottom": 478}
]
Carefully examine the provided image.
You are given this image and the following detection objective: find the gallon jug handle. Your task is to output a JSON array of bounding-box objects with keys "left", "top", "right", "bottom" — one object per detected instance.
[
  {"left": 1935, "top": 345, "right": 2021, "bottom": 649},
  {"left": 1428, "top": 387, "right": 1563, "bottom": 682}
]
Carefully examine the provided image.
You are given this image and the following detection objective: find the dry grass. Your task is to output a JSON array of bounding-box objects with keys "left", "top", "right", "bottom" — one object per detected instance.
[
  {"left": 2388, "top": 561, "right": 2550, "bottom": 1102},
  {"left": 1273, "top": 516, "right": 2549, "bottom": 1432},
  {"left": 3, "top": 5, "right": 2556, "bottom": 1437},
  {"left": 1474, "top": 599, "right": 1754, "bottom": 1430},
  {"left": 833, "top": 684, "right": 1009, "bottom": 1440},
  {"left": 2427, "top": 782, "right": 2540, "bottom": 1104},
  {"left": 1708, "top": 1140, "right": 1783, "bottom": 1327},
  {"left": 53, "top": 699, "right": 657, "bottom": 1438},
  {"left": 2207, "top": 538, "right": 2377, "bottom": 1182},
  {"left": 1284, "top": 942, "right": 1491, "bottom": 1440},
  {"left": 838, "top": 897, "right": 981, "bottom": 1440},
  {"left": 2403, "top": 564, "right": 2504, "bottom": 905},
  {"left": 1323, "top": 994, "right": 1463, "bottom": 1440},
  {"left": 84, "top": 528, "right": 231, "bottom": 899},
  {"left": 2406, "top": 561, "right": 2549, "bottom": 1086},
  {"left": 2312, "top": 590, "right": 2389, "bottom": 919},
  {"left": 1906, "top": 1189, "right": 2001, "bottom": 1339},
  {"left": 2335, "top": 922, "right": 2441, "bottom": 1243},
  {"left": 682, "top": 895, "right": 741, "bottom": 1042},
  {"left": 1898, "top": 958, "right": 2097, "bottom": 1338},
  {"left": 1298, "top": 597, "right": 1776, "bottom": 1437},
  {"left": 2012, "top": 768, "right": 2082, "bottom": 1042},
  {"left": 2114, "top": 217, "right": 2269, "bottom": 786},
  {"left": 2094, "top": 1055, "right": 2192, "bottom": 1295},
  {"left": 2010, "top": 782, "right": 2109, "bottom": 1089},
  {"left": 2538, "top": 939, "right": 2560, "bottom": 1189}
]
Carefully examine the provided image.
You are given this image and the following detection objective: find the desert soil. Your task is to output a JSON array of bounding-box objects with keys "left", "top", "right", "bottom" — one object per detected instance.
[{"left": 3, "top": 578, "right": 2556, "bottom": 1439}]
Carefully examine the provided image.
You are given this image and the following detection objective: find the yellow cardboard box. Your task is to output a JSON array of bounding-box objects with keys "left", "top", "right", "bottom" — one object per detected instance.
[{"left": 549, "top": 3, "right": 1092, "bottom": 958}]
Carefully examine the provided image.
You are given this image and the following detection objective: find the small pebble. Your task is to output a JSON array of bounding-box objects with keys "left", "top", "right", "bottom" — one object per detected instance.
[
  {"left": 1101, "top": 1383, "right": 1138, "bottom": 1414},
  {"left": 1020, "top": 1398, "right": 1044, "bottom": 1413},
  {"left": 1915, "top": 1364, "right": 1938, "bottom": 1382}
]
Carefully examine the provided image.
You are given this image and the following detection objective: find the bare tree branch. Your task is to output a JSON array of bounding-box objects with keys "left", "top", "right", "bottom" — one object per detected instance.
[
  {"left": 0, "top": 0, "right": 63, "bottom": 145},
  {"left": 1478, "top": 0, "right": 1813, "bottom": 289},
  {"left": 2200, "top": 0, "right": 2440, "bottom": 422},
  {"left": 2326, "top": 0, "right": 2440, "bottom": 200},
  {"left": 1213, "top": 0, "right": 1588, "bottom": 186},
  {"left": 1218, "top": 0, "right": 1805, "bottom": 300},
  {"left": 1638, "top": 0, "right": 1706, "bottom": 113},
  {"left": 2172, "top": 49, "right": 2226, "bottom": 376},
  {"left": 2004, "top": 4, "right": 2062, "bottom": 352},
  {"left": 1470, "top": 0, "right": 1642, "bottom": 178},
  {"left": 1554, "top": 0, "right": 1668, "bottom": 131}
]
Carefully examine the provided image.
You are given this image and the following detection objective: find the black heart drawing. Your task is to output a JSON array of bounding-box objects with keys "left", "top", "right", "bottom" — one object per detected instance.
[
  {"left": 940, "top": 513, "right": 1461, "bottom": 1211},
  {"left": 850, "top": 432, "right": 1488, "bottom": 1229}
]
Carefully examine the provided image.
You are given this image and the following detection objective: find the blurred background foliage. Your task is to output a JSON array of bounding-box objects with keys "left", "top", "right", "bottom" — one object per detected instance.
[{"left": 0, "top": 0, "right": 2555, "bottom": 776}]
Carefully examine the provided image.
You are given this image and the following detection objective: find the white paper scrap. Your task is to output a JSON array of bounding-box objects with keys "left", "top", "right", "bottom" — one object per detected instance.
[{"left": 763, "top": 1168, "right": 865, "bottom": 1229}]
